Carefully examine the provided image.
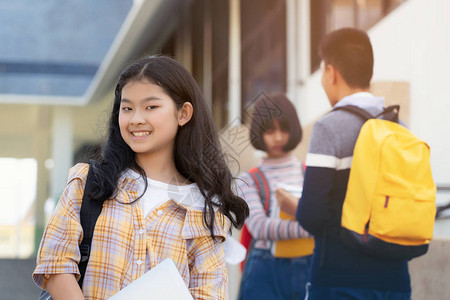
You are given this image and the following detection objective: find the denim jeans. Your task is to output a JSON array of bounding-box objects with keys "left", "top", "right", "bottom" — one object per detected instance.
[
  {"left": 305, "top": 283, "right": 411, "bottom": 300},
  {"left": 238, "top": 248, "right": 312, "bottom": 300}
]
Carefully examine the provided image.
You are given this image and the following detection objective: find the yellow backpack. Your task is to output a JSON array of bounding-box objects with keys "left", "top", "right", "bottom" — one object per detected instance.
[{"left": 335, "top": 105, "right": 436, "bottom": 260}]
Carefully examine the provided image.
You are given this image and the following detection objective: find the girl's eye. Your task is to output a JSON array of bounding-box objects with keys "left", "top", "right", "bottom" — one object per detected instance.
[
  {"left": 146, "top": 105, "right": 158, "bottom": 110},
  {"left": 121, "top": 107, "right": 132, "bottom": 111}
]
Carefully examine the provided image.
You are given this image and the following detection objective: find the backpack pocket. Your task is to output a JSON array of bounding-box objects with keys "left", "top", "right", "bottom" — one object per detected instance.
[{"left": 369, "top": 194, "right": 435, "bottom": 246}]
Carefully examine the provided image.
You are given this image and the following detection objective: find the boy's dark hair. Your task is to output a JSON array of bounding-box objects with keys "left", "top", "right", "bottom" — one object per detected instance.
[
  {"left": 90, "top": 55, "right": 249, "bottom": 236},
  {"left": 319, "top": 27, "right": 373, "bottom": 89},
  {"left": 250, "top": 93, "right": 302, "bottom": 152}
]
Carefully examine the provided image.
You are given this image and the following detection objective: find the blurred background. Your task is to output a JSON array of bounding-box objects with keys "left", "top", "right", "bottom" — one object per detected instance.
[{"left": 1, "top": 0, "right": 449, "bottom": 299}]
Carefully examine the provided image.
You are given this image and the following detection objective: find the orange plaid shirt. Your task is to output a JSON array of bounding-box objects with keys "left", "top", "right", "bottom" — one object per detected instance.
[{"left": 33, "top": 163, "right": 230, "bottom": 300}]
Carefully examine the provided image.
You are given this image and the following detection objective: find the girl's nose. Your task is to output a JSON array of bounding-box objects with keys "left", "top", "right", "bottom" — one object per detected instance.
[
  {"left": 274, "top": 130, "right": 283, "bottom": 141},
  {"left": 130, "top": 111, "right": 145, "bottom": 125}
]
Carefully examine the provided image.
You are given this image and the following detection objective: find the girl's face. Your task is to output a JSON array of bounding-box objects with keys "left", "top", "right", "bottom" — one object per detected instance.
[
  {"left": 263, "top": 119, "right": 290, "bottom": 158},
  {"left": 118, "top": 80, "right": 185, "bottom": 160}
]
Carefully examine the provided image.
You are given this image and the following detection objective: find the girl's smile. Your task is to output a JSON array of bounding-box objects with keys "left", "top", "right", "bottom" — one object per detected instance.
[{"left": 131, "top": 130, "right": 152, "bottom": 138}]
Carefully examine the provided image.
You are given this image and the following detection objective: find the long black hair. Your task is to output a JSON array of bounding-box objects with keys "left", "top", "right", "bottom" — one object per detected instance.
[{"left": 90, "top": 55, "right": 249, "bottom": 235}]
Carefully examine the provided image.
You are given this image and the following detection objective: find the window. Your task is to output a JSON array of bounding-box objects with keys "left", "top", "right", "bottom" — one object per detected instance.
[
  {"left": 240, "top": 0, "right": 287, "bottom": 123},
  {"left": 211, "top": 0, "right": 230, "bottom": 129},
  {"left": 191, "top": 0, "right": 230, "bottom": 129}
]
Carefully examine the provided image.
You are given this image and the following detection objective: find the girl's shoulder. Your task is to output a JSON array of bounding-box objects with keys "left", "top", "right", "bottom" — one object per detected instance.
[
  {"left": 237, "top": 169, "right": 255, "bottom": 181},
  {"left": 67, "top": 162, "right": 90, "bottom": 185},
  {"left": 235, "top": 172, "right": 251, "bottom": 192}
]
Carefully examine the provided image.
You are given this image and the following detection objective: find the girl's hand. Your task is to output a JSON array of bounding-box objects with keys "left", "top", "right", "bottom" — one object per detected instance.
[
  {"left": 275, "top": 188, "right": 299, "bottom": 217},
  {"left": 46, "top": 274, "right": 84, "bottom": 300}
]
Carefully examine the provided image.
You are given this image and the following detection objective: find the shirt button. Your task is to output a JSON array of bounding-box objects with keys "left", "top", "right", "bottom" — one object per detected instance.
[
  {"left": 157, "top": 210, "right": 163, "bottom": 216},
  {"left": 138, "top": 229, "right": 144, "bottom": 235},
  {"left": 136, "top": 259, "right": 143, "bottom": 265}
]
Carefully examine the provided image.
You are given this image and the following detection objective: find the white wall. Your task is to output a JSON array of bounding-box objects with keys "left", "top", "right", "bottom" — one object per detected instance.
[
  {"left": 297, "top": 71, "right": 329, "bottom": 126},
  {"left": 370, "top": 0, "right": 450, "bottom": 186},
  {"left": 299, "top": 0, "right": 450, "bottom": 185}
]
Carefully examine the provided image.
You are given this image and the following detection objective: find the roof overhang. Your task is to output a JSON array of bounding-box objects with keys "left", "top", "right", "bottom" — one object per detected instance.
[
  {"left": 1, "top": 0, "right": 185, "bottom": 106},
  {"left": 83, "top": 0, "right": 187, "bottom": 105}
]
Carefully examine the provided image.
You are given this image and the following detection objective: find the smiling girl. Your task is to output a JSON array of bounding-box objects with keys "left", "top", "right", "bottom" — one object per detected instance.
[{"left": 33, "top": 56, "right": 249, "bottom": 300}]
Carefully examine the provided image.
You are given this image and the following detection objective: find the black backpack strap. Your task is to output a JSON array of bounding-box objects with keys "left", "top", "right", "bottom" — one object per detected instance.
[
  {"left": 333, "top": 104, "right": 400, "bottom": 123},
  {"left": 332, "top": 105, "right": 374, "bottom": 121},
  {"left": 77, "top": 161, "right": 103, "bottom": 288},
  {"left": 375, "top": 105, "right": 400, "bottom": 123}
]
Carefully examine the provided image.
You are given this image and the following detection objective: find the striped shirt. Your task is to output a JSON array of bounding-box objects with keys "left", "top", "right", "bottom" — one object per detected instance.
[
  {"left": 33, "top": 163, "right": 230, "bottom": 300},
  {"left": 237, "top": 154, "right": 309, "bottom": 250}
]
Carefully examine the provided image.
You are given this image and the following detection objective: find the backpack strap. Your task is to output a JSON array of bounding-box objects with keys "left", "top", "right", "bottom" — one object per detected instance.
[
  {"left": 239, "top": 167, "right": 270, "bottom": 272},
  {"left": 375, "top": 105, "right": 400, "bottom": 123},
  {"left": 332, "top": 105, "right": 374, "bottom": 121},
  {"left": 248, "top": 167, "right": 270, "bottom": 214},
  {"left": 77, "top": 161, "right": 103, "bottom": 288},
  {"left": 333, "top": 104, "right": 400, "bottom": 123}
]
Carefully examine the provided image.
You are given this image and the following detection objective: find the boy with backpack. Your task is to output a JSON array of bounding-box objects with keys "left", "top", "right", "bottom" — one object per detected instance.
[{"left": 297, "top": 28, "right": 419, "bottom": 299}]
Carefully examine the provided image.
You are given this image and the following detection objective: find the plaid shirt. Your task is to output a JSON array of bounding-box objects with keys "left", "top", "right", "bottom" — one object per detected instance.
[{"left": 33, "top": 163, "right": 230, "bottom": 300}]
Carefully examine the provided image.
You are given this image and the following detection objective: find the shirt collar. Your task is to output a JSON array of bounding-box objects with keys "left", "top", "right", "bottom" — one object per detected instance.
[
  {"left": 334, "top": 92, "right": 385, "bottom": 110},
  {"left": 119, "top": 168, "right": 218, "bottom": 211},
  {"left": 260, "top": 153, "right": 297, "bottom": 167}
]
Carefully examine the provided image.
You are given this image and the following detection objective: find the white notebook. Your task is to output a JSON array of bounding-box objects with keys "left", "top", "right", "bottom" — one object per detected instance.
[{"left": 108, "top": 258, "right": 193, "bottom": 300}]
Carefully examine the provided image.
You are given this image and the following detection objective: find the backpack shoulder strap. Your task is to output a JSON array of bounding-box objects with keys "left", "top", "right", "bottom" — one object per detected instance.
[
  {"left": 248, "top": 167, "right": 270, "bottom": 213},
  {"left": 374, "top": 105, "right": 400, "bottom": 123},
  {"left": 333, "top": 104, "right": 400, "bottom": 123},
  {"left": 332, "top": 105, "right": 374, "bottom": 121},
  {"left": 78, "top": 161, "right": 103, "bottom": 288}
]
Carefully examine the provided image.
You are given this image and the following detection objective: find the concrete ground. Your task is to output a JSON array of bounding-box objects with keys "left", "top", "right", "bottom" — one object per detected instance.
[{"left": 0, "top": 258, "right": 41, "bottom": 300}]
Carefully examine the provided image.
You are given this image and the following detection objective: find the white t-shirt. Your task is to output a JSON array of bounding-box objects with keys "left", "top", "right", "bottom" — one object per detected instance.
[
  {"left": 121, "top": 169, "right": 246, "bottom": 265},
  {"left": 122, "top": 169, "right": 206, "bottom": 216}
]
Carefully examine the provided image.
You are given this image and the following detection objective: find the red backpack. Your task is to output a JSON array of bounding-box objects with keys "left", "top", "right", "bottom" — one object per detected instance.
[{"left": 240, "top": 167, "right": 270, "bottom": 271}]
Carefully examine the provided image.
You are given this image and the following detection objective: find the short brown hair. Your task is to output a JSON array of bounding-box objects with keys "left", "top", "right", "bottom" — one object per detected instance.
[{"left": 319, "top": 27, "right": 373, "bottom": 89}]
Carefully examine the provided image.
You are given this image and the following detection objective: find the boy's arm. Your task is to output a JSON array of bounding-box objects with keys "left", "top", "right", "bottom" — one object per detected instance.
[
  {"left": 296, "top": 165, "right": 335, "bottom": 234},
  {"left": 296, "top": 121, "right": 337, "bottom": 235}
]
